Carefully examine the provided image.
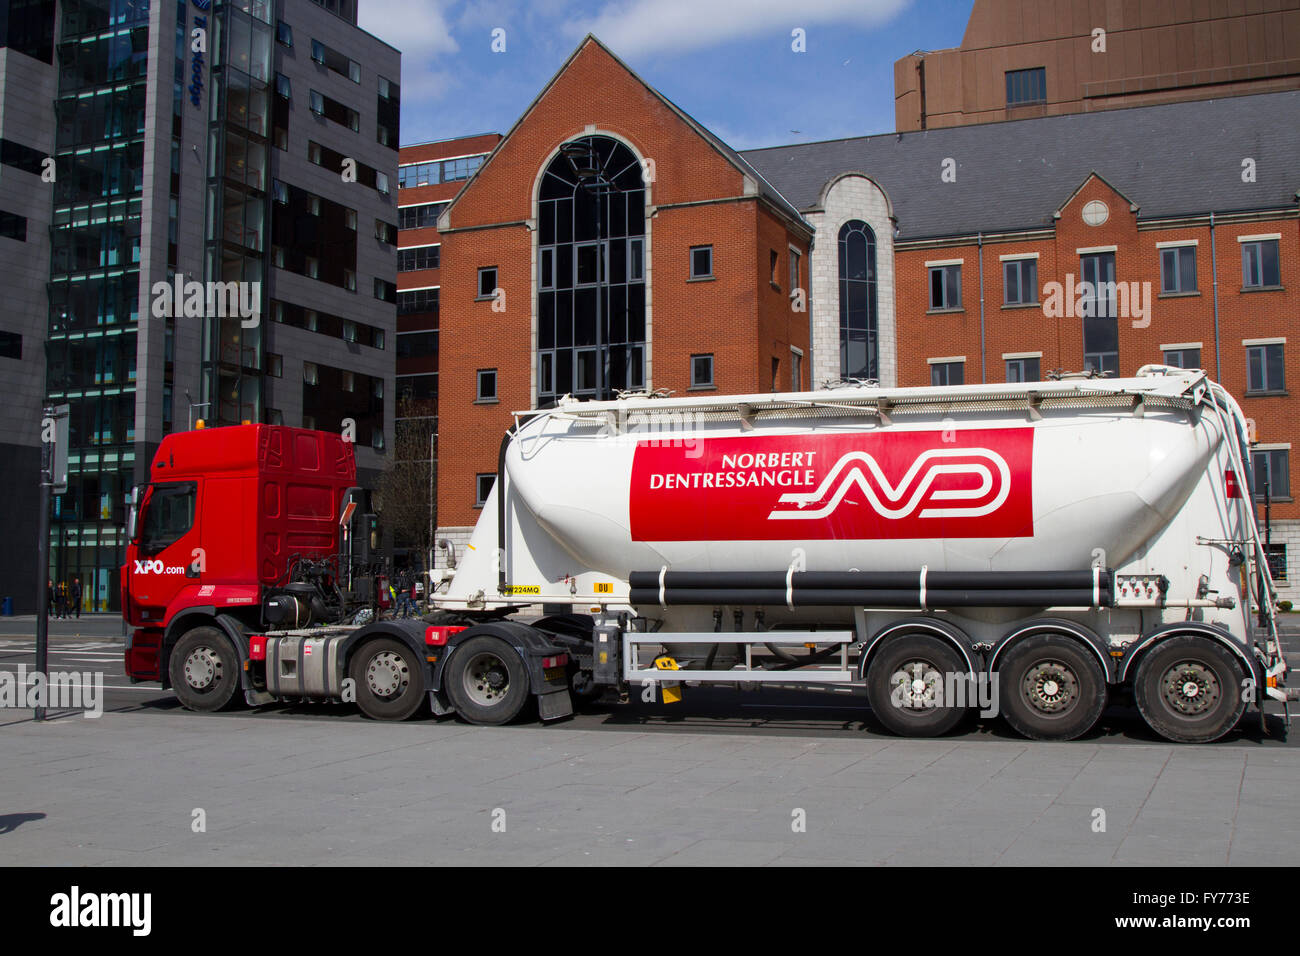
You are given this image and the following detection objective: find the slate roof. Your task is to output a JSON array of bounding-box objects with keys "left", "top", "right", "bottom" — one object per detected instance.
[{"left": 740, "top": 90, "right": 1300, "bottom": 241}]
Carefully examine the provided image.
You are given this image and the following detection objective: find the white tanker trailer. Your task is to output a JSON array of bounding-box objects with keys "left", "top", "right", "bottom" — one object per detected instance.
[{"left": 429, "top": 366, "right": 1295, "bottom": 743}]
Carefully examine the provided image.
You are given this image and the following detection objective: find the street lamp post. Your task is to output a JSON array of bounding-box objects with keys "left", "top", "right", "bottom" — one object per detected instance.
[{"left": 185, "top": 389, "right": 211, "bottom": 430}]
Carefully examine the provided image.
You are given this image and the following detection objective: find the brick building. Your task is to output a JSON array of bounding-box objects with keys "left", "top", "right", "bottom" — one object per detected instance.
[
  {"left": 394, "top": 132, "right": 501, "bottom": 561},
  {"left": 432, "top": 37, "right": 813, "bottom": 557},
  {"left": 895, "top": 0, "right": 1300, "bottom": 131}
]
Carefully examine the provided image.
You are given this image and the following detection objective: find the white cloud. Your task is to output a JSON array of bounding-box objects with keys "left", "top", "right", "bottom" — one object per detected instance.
[
  {"left": 570, "top": 0, "right": 909, "bottom": 58},
  {"left": 359, "top": 0, "right": 460, "bottom": 104}
]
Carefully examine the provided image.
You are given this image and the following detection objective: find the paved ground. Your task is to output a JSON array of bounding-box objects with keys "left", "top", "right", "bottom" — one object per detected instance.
[{"left": 1, "top": 614, "right": 1298, "bottom": 865}]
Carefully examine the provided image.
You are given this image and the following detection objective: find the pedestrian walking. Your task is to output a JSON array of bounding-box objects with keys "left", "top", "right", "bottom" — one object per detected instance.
[
  {"left": 71, "top": 577, "right": 82, "bottom": 618},
  {"left": 55, "top": 580, "right": 68, "bottom": 619},
  {"left": 46, "top": 579, "right": 54, "bottom": 618}
]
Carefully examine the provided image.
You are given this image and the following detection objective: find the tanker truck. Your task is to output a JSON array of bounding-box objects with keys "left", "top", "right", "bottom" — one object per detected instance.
[
  {"left": 426, "top": 365, "right": 1295, "bottom": 743},
  {"left": 126, "top": 367, "right": 1294, "bottom": 743}
]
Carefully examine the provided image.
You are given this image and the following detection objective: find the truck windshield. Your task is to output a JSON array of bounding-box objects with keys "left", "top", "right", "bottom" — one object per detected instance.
[{"left": 138, "top": 482, "right": 197, "bottom": 555}]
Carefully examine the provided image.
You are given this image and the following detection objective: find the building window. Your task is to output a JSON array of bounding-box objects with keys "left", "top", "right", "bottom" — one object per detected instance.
[
  {"left": 839, "top": 221, "right": 878, "bottom": 381},
  {"left": 539, "top": 247, "right": 554, "bottom": 289},
  {"left": 1247, "top": 343, "right": 1285, "bottom": 393},
  {"left": 1265, "top": 543, "right": 1288, "bottom": 582},
  {"left": 691, "top": 354, "right": 714, "bottom": 388},
  {"left": 398, "top": 202, "right": 446, "bottom": 229},
  {"left": 376, "top": 219, "right": 398, "bottom": 244},
  {"left": 629, "top": 237, "right": 645, "bottom": 281},
  {"left": 1006, "top": 356, "right": 1041, "bottom": 382},
  {"left": 267, "top": 352, "right": 282, "bottom": 377},
  {"left": 309, "top": 90, "right": 324, "bottom": 114},
  {"left": 1006, "top": 67, "right": 1046, "bottom": 106},
  {"left": 791, "top": 348, "right": 803, "bottom": 390},
  {"left": 690, "top": 245, "right": 713, "bottom": 279},
  {"left": 1242, "top": 239, "right": 1281, "bottom": 288},
  {"left": 398, "top": 288, "right": 439, "bottom": 316},
  {"left": 397, "top": 155, "right": 487, "bottom": 189},
  {"left": 475, "top": 474, "right": 495, "bottom": 507},
  {"left": 477, "top": 369, "right": 497, "bottom": 402},
  {"left": 1081, "top": 252, "right": 1118, "bottom": 375},
  {"left": 769, "top": 249, "right": 779, "bottom": 286},
  {"left": 931, "top": 361, "right": 965, "bottom": 386},
  {"left": 303, "top": 362, "right": 318, "bottom": 385},
  {"left": 1163, "top": 347, "right": 1201, "bottom": 369},
  {"left": 789, "top": 248, "right": 801, "bottom": 295},
  {"left": 275, "top": 72, "right": 291, "bottom": 99},
  {"left": 0, "top": 210, "right": 27, "bottom": 241},
  {"left": 477, "top": 266, "right": 497, "bottom": 299},
  {"left": 1161, "top": 246, "right": 1197, "bottom": 293},
  {"left": 276, "top": 20, "right": 293, "bottom": 47},
  {"left": 265, "top": 407, "right": 284, "bottom": 425},
  {"left": 929, "top": 264, "right": 961, "bottom": 310},
  {"left": 376, "top": 172, "right": 389, "bottom": 195},
  {"left": 1003, "top": 258, "right": 1038, "bottom": 305},
  {"left": 398, "top": 245, "right": 440, "bottom": 271},
  {"left": 1252, "top": 448, "right": 1290, "bottom": 500},
  {"left": 0, "top": 331, "right": 22, "bottom": 359},
  {"left": 536, "top": 136, "right": 647, "bottom": 405}
]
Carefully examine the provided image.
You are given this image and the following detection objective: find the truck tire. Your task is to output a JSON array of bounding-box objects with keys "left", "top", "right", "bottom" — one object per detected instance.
[
  {"left": 349, "top": 638, "right": 426, "bottom": 721},
  {"left": 445, "top": 636, "right": 530, "bottom": 725},
  {"left": 169, "top": 627, "right": 242, "bottom": 713},
  {"left": 996, "top": 634, "right": 1107, "bottom": 741},
  {"left": 865, "top": 634, "right": 968, "bottom": 737},
  {"left": 1133, "top": 636, "right": 1247, "bottom": 743}
]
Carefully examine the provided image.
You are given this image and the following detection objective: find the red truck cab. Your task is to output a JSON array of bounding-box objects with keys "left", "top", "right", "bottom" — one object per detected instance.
[{"left": 123, "top": 424, "right": 356, "bottom": 683}]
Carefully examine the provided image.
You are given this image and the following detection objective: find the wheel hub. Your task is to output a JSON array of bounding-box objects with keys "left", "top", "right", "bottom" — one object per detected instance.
[
  {"left": 890, "top": 661, "right": 941, "bottom": 709},
  {"left": 464, "top": 652, "right": 511, "bottom": 706},
  {"left": 1161, "top": 662, "right": 1219, "bottom": 715},
  {"left": 1023, "top": 660, "right": 1078, "bottom": 714},
  {"left": 366, "top": 651, "right": 409, "bottom": 699},
  {"left": 183, "top": 647, "right": 221, "bottom": 691}
]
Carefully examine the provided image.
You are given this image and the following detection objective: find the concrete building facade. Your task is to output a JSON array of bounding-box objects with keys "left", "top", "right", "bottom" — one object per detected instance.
[
  {"left": 895, "top": 0, "right": 1300, "bottom": 131},
  {"left": 0, "top": 0, "right": 57, "bottom": 613},
  {"left": 0, "top": 0, "right": 399, "bottom": 612}
]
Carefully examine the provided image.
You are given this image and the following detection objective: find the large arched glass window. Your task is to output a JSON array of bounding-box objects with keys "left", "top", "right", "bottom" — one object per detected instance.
[
  {"left": 838, "top": 220, "right": 877, "bottom": 381},
  {"left": 537, "top": 136, "right": 646, "bottom": 405}
]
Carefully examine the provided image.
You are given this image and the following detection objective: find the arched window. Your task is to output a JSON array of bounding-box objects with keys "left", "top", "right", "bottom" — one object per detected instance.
[
  {"left": 537, "top": 136, "right": 646, "bottom": 405},
  {"left": 838, "top": 220, "right": 877, "bottom": 381}
]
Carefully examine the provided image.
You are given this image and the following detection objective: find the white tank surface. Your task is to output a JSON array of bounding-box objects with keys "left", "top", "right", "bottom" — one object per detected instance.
[{"left": 441, "top": 369, "right": 1244, "bottom": 619}]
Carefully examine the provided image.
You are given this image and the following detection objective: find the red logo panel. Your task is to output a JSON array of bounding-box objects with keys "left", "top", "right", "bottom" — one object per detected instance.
[{"left": 629, "top": 428, "right": 1034, "bottom": 541}]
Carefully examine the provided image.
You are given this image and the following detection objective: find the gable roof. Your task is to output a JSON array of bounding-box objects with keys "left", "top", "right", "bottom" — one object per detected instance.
[
  {"left": 442, "top": 35, "right": 812, "bottom": 234},
  {"left": 741, "top": 90, "right": 1300, "bottom": 241}
]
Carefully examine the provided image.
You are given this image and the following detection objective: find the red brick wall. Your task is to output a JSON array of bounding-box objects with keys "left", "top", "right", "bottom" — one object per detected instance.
[{"left": 896, "top": 172, "right": 1300, "bottom": 518}]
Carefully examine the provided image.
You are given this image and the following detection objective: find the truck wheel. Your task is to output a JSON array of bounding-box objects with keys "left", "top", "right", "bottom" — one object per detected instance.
[
  {"left": 349, "top": 638, "right": 426, "bottom": 720},
  {"left": 997, "top": 634, "right": 1107, "bottom": 741},
  {"left": 169, "top": 627, "right": 242, "bottom": 713},
  {"left": 1133, "top": 636, "right": 1247, "bottom": 743},
  {"left": 445, "top": 636, "right": 529, "bottom": 725},
  {"left": 866, "top": 634, "right": 968, "bottom": 737}
]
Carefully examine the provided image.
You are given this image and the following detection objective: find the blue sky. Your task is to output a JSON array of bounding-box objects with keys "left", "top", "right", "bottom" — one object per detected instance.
[{"left": 358, "top": 0, "right": 974, "bottom": 151}]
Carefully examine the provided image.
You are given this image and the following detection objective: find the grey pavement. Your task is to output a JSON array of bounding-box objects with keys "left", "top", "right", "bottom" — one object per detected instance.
[
  {"left": 1, "top": 705, "right": 1297, "bottom": 866},
  {"left": 1, "top": 618, "right": 1298, "bottom": 865}
]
